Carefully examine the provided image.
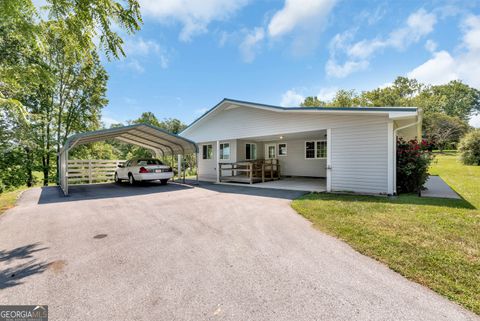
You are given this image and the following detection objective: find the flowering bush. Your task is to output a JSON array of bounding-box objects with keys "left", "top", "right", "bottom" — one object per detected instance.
[{"left": 396, "top": 138, "right": 434, "bottom": 194}]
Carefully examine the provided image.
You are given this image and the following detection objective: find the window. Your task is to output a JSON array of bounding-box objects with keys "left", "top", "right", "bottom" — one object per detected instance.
[
  {"left": 305, "top": 140, "right": 327, "bottom": 159},
  {"left": 220, "top": 143, "right": 230, "bottom": 160},
  {"left": 202, "top": 144, "right": 213, "bottom": 160},
  {"left": 316, "top": 141, "right": 327, "bottom": 158},
  {"left": 305, "top": 141, "right": 315, "bottom": 159},
  {"left": 245, "top": 143, "right": 257, "bottom": 160},
  {"left": 266, "top": 144, "right": 276, "bottom": 159},
  {"left": 278, "top": 143, "right": 287, "bottom": 156},
  {"left": 137, "top": 159, "right": 164, "bottom": 166}
]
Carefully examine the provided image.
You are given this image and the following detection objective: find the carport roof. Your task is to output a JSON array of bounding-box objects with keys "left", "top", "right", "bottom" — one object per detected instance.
[{"left": 60, "top": 124, "right": 198, "bottom": 155}]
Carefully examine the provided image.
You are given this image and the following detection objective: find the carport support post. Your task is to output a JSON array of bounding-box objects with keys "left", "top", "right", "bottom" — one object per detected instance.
[
  {"left": 177, "top": 154, "right": 182, "bottom": 183},
  {"left": 195, "top": 152, "right": 199, "bottom": 184},
  {"left": 216, "top": 140, "right": 220, "bottom": 183}
]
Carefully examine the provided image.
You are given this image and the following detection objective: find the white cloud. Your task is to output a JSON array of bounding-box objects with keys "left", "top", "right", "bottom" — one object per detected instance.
[
  {"left": 325, "top": 59, "right": 369, "bottom": 78},
  {"left": 407, "top": 51, "right": 457, "bottom": 85},
  {"left": 195, "top": 107, "right": 209, "bottom": 115},
  {"left": 388, "top": 9, "right": 436, "bottom": 49},
  {"left": 238, "top": 0, "right": 337, "bottom": 62},
  {"left": 268, "top": 0, "right": 337, "bottom": 38},
  {"left": 462, "top": 15, "right": 480, "bottom": 51},
  {"left": 317, "top": 87, "right": 338, "bottom": 102},
  {"left": 139, "top": 0, "right": 249, "bottom": 42},
  {"left": 470, "top": 114, "right": 480, "bottom": 128},
  {"left": 280, "top": 89, "right": 305, "bottom": 107},
  {"left": 102, "top": 116, "right": 123, "bottom": 127},
  {"left": 239, "top": 28, "right": 265, "bottom": 63},
  {"left": 126, "top": 59, "right": 145, "bottom": 73},
  {"left": 407, "top": 15, "right": 480, "bottom": 89},
  {"left": 121, "top": 38, "right": 170, "bottom": 72},
  {"left": 326, "top": 9, "right": 437, "bottom": 78},
  {"left": 424, "top": 39, "right": 438, "bottom": 53}
]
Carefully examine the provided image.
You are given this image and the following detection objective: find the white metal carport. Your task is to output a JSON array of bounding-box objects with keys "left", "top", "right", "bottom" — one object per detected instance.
[{"left": 58, "top": 124, "right": 198, "bottom": 195}]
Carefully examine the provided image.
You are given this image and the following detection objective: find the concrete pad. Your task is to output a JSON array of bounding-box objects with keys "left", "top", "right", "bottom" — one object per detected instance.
[
  {"left": 0, "top": 182, "right": 476, "bottom": 321},
  {"left": 219, "top": 177, "right": 326, "bottom": 192},
  {"left": 422, "top": 176, "right": 461, "bottom": 199}
]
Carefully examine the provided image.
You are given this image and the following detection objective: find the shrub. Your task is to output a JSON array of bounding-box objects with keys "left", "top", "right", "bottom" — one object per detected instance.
[
  {"left": 396, "top": 138, "right": 434, "bottom": 194},
  {"left": 459, "top": 130, "right": 480, "bottom": 165}
]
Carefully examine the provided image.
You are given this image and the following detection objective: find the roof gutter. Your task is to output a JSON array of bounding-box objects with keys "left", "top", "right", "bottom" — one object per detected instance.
[{"left": 392, "top": 108, "right": 423, "bottom": 195}]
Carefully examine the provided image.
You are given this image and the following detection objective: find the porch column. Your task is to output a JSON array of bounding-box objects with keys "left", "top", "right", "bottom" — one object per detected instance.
[
  {"left": 387, "top": 121, "right": 394, "bottom": 195},
  {"left": 326, "top": 128, "right": 332, "bottom": 192},
  {"left": 216, "top": 140, "right": 220, "bottom": 183}
]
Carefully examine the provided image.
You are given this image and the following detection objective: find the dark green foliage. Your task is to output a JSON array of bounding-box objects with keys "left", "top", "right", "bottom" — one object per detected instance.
[
  {"left": 300, "top": 77, "right": 480, "bottom": 136},
  {"left": 459, "top": 130, "right": 480, "bottom": 165},
  {"left": 423, "top": 113, "right": 470, "bottom": 151},
  {"left": 396, "top": 138, "right": 434, "bottom": 194}
]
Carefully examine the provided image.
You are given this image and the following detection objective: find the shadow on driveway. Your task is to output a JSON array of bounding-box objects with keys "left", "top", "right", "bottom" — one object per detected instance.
[
  {"left": 37, "top": 180, "right": 307, "bottom": 205},
  {"left": 0, "top": 243, "right": 50, "bottom": 289},
  {"left": 38, "top": 181, "right": 194, "bottom": 204}
]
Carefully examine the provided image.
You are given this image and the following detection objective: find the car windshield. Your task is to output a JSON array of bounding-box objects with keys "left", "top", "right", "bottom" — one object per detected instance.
[{"left": 136, "top": 159, "right": 164, "bottom": 166}]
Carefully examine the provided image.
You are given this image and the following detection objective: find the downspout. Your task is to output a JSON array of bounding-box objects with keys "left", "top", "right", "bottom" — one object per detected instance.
[{"left": 392, "top": 108, "right": 423, "bottom": 195}]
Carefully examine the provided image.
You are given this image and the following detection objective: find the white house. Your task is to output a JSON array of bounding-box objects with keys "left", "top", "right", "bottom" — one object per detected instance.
[{"left": 180, "top": 98, "right": 422, "bottom": 195}]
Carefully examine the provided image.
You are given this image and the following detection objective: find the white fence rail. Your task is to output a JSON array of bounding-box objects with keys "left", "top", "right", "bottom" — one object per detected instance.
[{"left": 68, "top": 160, "right": 125, "bottom": 184}]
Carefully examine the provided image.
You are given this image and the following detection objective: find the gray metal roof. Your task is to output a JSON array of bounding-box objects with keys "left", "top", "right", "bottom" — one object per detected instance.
[
  {"left": 60, "top": 124, "right": 198, "bottom": 156},
  {"left": 181, "top": 98, "right": 419, "bottom": 135}
]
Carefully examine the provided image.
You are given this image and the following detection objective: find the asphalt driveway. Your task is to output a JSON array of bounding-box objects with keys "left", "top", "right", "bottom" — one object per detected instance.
[{"left": 0, "top": 182, "right": 477, "bottom": 321}]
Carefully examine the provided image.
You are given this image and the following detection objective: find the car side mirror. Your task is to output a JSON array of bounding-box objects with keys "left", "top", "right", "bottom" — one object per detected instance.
[{"left": 118, "top": 164, "right": 124, "bottom": 168}]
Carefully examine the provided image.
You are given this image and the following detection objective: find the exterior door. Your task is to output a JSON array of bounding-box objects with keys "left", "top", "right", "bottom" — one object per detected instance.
[{"left": 265, "top": 144, "right": 276, "bottom": 159}]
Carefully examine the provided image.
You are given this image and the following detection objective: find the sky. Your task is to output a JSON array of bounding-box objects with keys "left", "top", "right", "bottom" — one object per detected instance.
[{"left": 66, "top": 1, "right": 480, "bottom": 127}]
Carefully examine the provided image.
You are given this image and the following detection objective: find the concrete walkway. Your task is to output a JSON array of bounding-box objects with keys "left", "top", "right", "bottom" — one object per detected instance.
[
  {"left": 422, "top": 175, "right": 461, "bottom": 199},
  {"left": 0, "top": 182, "right": 476, "bottom": 321},
  {"left": 220, "top": 177, "right": 326, "bottom": 192}
]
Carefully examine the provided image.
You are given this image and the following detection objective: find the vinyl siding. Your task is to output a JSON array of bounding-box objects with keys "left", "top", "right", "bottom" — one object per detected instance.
[
  {"left": 263, "top": 139, "right": 326, "bottom": 177},
  {"left": 184, "top": 106, "right": 393, "bottom": 193},
  {"left": 331, "top": 121, "right": 389, "bottom": 194},
  {"left": 198, "top": 140, "right": 237, "bottom": 181},
  {"left": 182, "top": 106, "right": 390, "bottom": 142}
]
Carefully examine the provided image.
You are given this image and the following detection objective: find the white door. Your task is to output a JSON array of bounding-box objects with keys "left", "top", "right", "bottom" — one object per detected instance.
[{"left": 265, "top": 144, "right": 276, "bottom": 159}]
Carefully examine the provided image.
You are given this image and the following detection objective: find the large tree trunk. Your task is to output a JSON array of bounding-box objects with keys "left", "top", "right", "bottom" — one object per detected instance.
[{"left": 25, "top": 147, "right": 33, "bottom": 187}]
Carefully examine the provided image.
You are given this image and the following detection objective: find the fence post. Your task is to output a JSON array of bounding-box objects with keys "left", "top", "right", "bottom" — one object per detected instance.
[
  {"left": 88, "top": 160, "right": 92, "bottom": 184},
  {"left": 249, "top": 163, "right": 253, "bottom": 184}
]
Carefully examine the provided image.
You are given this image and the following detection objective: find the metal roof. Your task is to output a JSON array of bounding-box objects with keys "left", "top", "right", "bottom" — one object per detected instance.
[
  {"left": 60, "top": 123, "right": 198, "bottom": 156},
  {"left": 180, "top": 98, "right": 419, "bottom": 135}
]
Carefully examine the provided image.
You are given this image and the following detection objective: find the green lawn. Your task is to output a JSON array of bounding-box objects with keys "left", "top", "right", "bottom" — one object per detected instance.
[
  {"left": 292, "top": 152, "right": 480, "bottom": 315},
  {"left": 0, "top": 187, "right": 28, "bottom": 215}
]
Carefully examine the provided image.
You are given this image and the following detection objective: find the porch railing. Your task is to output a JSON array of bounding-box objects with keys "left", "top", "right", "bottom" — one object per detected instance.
[{"left": 219, "top": 159, "right": 280, "bottom": 184}]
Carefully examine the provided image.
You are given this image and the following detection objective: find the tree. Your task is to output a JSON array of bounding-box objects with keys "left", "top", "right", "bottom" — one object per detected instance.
[
  {"left": 160, "top": 118, "right": 187, "bottom": 134},
  {"left": 46, "top": 0, "right": 142, "bottom": 59},
  {"left": 423, "top": 113, "right": 470, "bottom": 151},
  {"left": 331, "top": 89, "right": 359, "bottom": 107},
  {"left": 459, "top": 130, "right": 480, "bottom": 165},
  {"left": 300, "top": 96, "right": 327, "bottom": 107},
  {"left": 415, "top": 81, "right": 480, "bottom": 121},
  {"left": 0, "top": 0, "right": 142, "bottom": 189},
  {"left": 132, "top": 112, "right": 161, "bottom": 127}
]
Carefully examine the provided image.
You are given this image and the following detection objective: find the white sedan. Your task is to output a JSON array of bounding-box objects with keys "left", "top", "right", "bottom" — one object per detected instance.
[{"left": 114, "top": 158, "right": 173, "bottom": 185}]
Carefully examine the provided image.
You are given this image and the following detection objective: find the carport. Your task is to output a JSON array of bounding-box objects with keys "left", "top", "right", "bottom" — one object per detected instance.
[{"left": 58, "top": 124, "right": 198, "bottom": 196}]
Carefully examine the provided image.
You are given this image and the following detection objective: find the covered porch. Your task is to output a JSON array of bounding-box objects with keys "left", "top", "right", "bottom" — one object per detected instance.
[{"left": 211, "top": 129, "right": 329, "bottom": 192}]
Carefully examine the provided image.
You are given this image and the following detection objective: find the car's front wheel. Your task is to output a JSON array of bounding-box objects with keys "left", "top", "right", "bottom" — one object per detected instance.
[
  {"left": 114, "top": 172, "right": 120, "bottom": 184},
  {"left": 128, "top": 173, "right": 136, "bottom": 185}
]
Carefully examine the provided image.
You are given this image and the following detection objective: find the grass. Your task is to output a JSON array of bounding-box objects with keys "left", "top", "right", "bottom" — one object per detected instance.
[
  {"left": 292, "top": 152, "right": 480, "bottom": 315},
  {"left": 0, "top": 171, "right": 44, "bottom": 215},
  {"left": 0, "top": 187, "right": 29, "bottom": 215}
]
